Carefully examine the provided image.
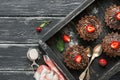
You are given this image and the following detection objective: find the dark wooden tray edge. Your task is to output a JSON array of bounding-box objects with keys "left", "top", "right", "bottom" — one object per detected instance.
[
  {"left": 99, "top": 61, "right": 120, "bottom": 80},
  {"left": 38, "top": 40, "right": 76, "bottom": 80},
  {"left": 41, "top": 0, "right": 95, "bottom": 42}
]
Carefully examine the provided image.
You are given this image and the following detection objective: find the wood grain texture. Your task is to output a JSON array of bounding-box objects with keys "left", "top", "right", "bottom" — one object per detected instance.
[
  {"left": 41, "top": 0, "right": 95, "bottom": 42},
  {"left": 0, "top": 0, "right": 120, "bottom": 80},
  {"left": 109, "top": 71, "right": 120, "bottom": 80},
  {"left": 0, "top": 0, "right": 84, "bottom": 17},
  {"left": 0, "top": 71, "right": 34, "bottom": 80},
  {"left": 0, "top": 17, "right": 62, "bottom": 43},
  {"left": 0, "top": 0, "right": 97, "bottom": 80},
  {"left": 98, "top": 61, "right": 120, "bottom": 80},
  {"left": 0, "top": 44, "right": 44, "bottom": 71}
]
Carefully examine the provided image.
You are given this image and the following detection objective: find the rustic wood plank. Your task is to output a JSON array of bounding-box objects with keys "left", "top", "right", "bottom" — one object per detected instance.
[
  {"left": 0, "top": 44, "right": 44, "bottom": 70},
  {"left": 0, "top": 0, "right": 84, "bottom": 16},
  {"left": 0, "top": 71, "right": 34, "bottom": 80},
  {"left": 42, "top": 0, "right": 95, "bottom": 42},
  {"left": 98, "top": 61, "right": 120, "bottom": 80},
  {"left": 0, "top": 43, "right": 69, "bottom": 80},
  {"left": 109, "top": 72, "right": 120, "bottom": 80},
  {"left": 0, "top": 17, "right": 62, "bottom": 43}
]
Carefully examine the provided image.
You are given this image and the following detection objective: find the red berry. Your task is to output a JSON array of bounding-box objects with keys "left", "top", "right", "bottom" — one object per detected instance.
[
  {"left": 110, "top": 41, "right": 119, "bottom": 49},
  {"left": 98, "top": 58, "right": 107, "bottom": 67},
  {"left": 86, "top": 25, "right": 95, "bottom": 33},
  {"left": 116, "top": 12, "right": 120, "bottom": 20},
  {"left": 36, "top": 27, "right": 42, "bottom": 32},
  {"left": 74, "top": 54, "right": 82, "bottom": 63},
  {"left": 63, "top": 34, "right": 71, "bottom": 43}
]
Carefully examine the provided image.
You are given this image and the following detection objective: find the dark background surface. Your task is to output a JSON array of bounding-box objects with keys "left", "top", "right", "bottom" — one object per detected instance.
[
  {"left": 0, "top": 0, "right": 88, "bottom": 80},
  {"left": 0, "top": 0, "right": 120, "bottom": 80}
]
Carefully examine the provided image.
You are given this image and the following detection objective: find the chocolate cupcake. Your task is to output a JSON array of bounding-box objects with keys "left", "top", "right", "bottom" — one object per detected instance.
[
  {"left": 102, "top": 33, "right": 120, "bottom": 57},
  {"left": 105, "top": 5, "right": 120, "bottom": 30},
  {"left": 64, "top": 45, "right": 89, "bottom": 70},
  {"left": 77, "top": 15, "right": 102, "bottom": 41}
]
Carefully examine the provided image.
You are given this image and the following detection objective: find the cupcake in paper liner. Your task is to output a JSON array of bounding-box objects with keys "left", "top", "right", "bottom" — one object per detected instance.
[
  {"left": 64, "top": 45, "right": 89, "bottom": 70},
  {"left": 102, "top": 32, "right": 120, "bottom": 57},
  {"left": 105, "top": 5, "right": 120, "bottom": 30},
  {"left": 77, "top": 15, "right": 102, "bottom": 41}
]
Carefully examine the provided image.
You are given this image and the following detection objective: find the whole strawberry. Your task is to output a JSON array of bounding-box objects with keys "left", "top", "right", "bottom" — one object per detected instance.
[{"left": 98, "top": 58, "right": 107, "bottom": 67}]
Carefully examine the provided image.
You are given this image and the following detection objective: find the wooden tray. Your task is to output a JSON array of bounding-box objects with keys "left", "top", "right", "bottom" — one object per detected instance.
[{"left": 45, "top": 0, "right": 120, "bottom": 80}]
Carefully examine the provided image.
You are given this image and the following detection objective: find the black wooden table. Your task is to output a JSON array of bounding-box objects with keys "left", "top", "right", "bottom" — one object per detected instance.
[
  {"left": 0, "top": 0, "right": 82, "bottom": 80},
  {"left": 0, "top": 0, "right": 120, "bottom": 80}
]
